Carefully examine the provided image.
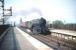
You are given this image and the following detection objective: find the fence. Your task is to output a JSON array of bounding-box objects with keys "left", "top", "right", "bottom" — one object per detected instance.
[{"left": 50, "top": 24, "right": 76, "bottom": 31}]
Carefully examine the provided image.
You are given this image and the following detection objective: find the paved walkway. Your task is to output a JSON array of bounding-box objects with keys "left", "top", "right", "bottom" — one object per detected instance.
[
  {"left": 0, "top": 27, "right": 54, "bottom": 50},
  {"left": 0, "top": 27, "right": 17, "bottom": 50},
  {"left": 14, "top": 27, "right": 38, "bottom": 50},
  {"left": 0, "top": 27, "right": 38, "bottom": 50}
]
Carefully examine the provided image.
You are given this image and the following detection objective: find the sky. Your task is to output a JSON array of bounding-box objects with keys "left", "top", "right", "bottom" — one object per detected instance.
[{"left": 4, "top": 0, "right": 76, "bottom": 24}]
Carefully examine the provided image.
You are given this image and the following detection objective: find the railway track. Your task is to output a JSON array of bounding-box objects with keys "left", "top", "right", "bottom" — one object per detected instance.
[
  {"left": 31, "top": 34, "right": 76, "bottom": 50},
  {"left": 31, "top": 34, "right": 71, "bottom": 50},
  {"left": 20, "top": 27, "right": 76, "bottom": 50}
]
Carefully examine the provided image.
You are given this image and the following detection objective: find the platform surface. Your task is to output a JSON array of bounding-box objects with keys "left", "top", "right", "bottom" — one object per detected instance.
[
  {"left": 0, "top": 27, "right": 54, "bottom": 50},
  {"left": 50, "top": 29, "right": 76, "bottom": 36}
]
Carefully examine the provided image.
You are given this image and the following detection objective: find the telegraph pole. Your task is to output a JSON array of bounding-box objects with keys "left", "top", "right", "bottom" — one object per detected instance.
[{"left": 0, "top": 0, "right": 12, "bottom": 25}]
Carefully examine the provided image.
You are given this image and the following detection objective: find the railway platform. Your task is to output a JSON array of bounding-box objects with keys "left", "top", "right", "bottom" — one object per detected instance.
[
  {"left": 19, "top": 27, "right": 76, "bottom": 50},
  {"left": 0, "top": 27, "right": 54, "bottom": 50},
  {"left": 50, "top": 29, "right": 76, "bottom": 36}
]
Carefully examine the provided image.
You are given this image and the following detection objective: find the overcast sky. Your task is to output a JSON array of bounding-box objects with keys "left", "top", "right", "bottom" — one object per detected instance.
[{"left": 5, "top": 0, "right": 76, "bottom": 24}]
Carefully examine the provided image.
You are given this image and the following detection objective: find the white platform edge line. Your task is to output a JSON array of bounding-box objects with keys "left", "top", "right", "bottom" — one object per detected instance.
[{"left": 15, "top": 27, "right": 54, "bottom": 50}]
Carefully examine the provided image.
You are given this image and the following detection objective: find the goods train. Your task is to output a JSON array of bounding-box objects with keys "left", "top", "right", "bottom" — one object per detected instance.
[{"left": 20, "top": 17, "right": 51, "bottom": 35}]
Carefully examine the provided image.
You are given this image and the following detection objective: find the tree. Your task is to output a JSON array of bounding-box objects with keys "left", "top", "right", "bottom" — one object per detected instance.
[{"left": 52, "top": 20, "right": 64, "bottom": 29}]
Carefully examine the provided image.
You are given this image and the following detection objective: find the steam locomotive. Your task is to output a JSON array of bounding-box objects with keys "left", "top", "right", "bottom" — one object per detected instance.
[{"left": 20, "top": 17, "right": 51, "bottom": 35}]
